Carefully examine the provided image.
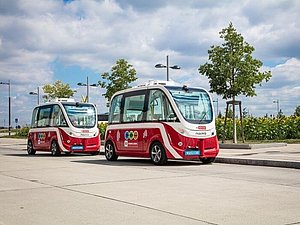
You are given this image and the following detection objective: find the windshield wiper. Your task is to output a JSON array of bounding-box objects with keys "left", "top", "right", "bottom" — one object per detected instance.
[{"left": 199, "top": 110, "right": 208, "bottom": 123}]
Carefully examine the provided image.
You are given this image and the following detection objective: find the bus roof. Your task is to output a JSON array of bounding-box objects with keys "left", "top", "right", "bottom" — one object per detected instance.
[
  {"left": 111, "top": 80, "right": 209, "bottom": 98},
  {"left": 136, "top": 80, "right": 180, "bottom": 87}
]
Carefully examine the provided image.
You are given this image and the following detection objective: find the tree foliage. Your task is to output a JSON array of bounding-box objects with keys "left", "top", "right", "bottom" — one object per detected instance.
[
  {"left": 42, "top": 80, "right": 75, "bottom": 101},
  {"left": 99, "top": 59, "right": 137, "bottom": 101},
  {"left": 198, "top": 22, "right": 272, "bottom": 100},
  {"left": 294, "top": 105, "right": 300, "bottom": 116}
]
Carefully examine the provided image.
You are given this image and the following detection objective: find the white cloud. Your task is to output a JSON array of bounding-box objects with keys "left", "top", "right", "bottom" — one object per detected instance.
[{"left": 0, "top": 0, "right": 300, "bottom": 125}]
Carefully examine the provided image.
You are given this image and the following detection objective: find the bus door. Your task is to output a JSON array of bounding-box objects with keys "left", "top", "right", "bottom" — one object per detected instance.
[
  {"left": 118, "top": 90, "right": 147, "bottom": 152},
  {"left": 35, "top": 105, "right": 53, "bottom": 150}
]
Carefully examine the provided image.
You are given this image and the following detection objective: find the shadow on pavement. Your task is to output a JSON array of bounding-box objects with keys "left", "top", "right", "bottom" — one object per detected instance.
[
  {"left": 71, "top": 158, "right": 210, "bottom": 167},
  {"left": 4, "top": 153, "right": 100, "bottom": 158}
]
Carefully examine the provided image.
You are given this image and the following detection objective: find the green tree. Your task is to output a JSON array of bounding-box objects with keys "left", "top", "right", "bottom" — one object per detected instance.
[
  {"left": 99, "top": 59, "right": 137, "bottom": 102},
  {"left": 294, "top": 105, "right": 300, "bottom": 116},
  {"left": 199, "top": 22, "right": 272, "bottom": 143},
  {"left": 43, "top": 80, "right": 75, "bottom": 102}
]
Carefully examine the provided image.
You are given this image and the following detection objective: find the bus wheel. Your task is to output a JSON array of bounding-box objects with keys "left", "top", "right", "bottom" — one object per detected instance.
[
  {"left": 150, "top": 142, "right": 167, "bottom": 165},
  {"left": 51, "top": 141, "right": 61, "bottom": 156},
  {"left": 27, "top": 140, "right": 36, "bottom": 155},
  {"left": 200, "top": 157, "right": 216, "bottom": 164},
  {"left": 105, "top": 142, "right": 118, "bottom": 161}
]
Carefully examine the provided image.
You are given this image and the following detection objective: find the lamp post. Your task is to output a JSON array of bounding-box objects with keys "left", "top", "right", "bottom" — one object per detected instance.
[
  {"left": 0, "top": 80, "right": 11, "bottom": 136},
  {"left": 213, "top": 98, "right": 219, "bottom": 116},
  {"left": 29, "top": 87, "right": 40, "bottom": 105},
  {"left": 77, "top": 76, "right": 98, "bottom": 103},
  {"left": 273, "top": 99, "right": 280, "bottom": 116},
  {"left": 155, "top": 55, "right": 180, "bottom": 81}
]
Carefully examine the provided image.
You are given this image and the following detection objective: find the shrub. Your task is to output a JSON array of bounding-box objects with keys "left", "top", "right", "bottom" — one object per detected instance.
[
  {"left": 98, "top": 122, "right": 108, "bottom": 140},
  {"left": 15, "top": 127, "right": 30, "bottom": 137},
  {"left": 216, "top": 115, "right": 300, "bottom": 141}
]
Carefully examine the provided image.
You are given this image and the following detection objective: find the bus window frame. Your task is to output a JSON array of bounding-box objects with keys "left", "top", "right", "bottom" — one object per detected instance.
[
  {"left": 108, "top": 88, "right": 179, "bottom": 125},
  {"left": 62, "top": 103, "right": 96, "bottom": 128},
  {"left": 36, "top": 105, "right": 53, "bottom": 128},
  {"left": 32, "top": 104, "right": 70, "bottom": 128},
  {"left": 166, "top": 86, "right": 213, "bottom": 124},
  {"left": 121, "top": 90, "right": 147, "bottom": 124},
  {"left": 51, "top": 104, "right": 68, "bottom": 127},
  {"left": 145, "top": 88, "right": 179, "bottom": 123},
  {"left": 31, "top": 107, "right": 39, "bottom": 128},
  {"left": 108, "top": 94, "right": 123, "bottom": 124}
]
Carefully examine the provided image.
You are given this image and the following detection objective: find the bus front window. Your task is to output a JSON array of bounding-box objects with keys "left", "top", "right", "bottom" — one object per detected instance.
[
  {"left": 63, "top": 103, "right": 96, "bottom": 128},
  {"left": 167, "top": 86, "right": 213, "bottom": 124}
]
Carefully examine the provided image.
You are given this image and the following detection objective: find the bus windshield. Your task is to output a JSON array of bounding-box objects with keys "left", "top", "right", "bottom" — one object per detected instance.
[
  {"left": 63, "top": 103, "right": 96, "bottom": 128},
  {"left": 166, "top": 86, "right": 213, "bottom": 124}
]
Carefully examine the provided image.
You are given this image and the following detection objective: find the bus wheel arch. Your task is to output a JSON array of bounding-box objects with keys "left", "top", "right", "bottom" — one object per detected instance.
[
  {"left": 27, "top": 140, "right": 36, "bottom": 155},
  {"left": 149, "top": 141, "right": 167, "bottom": 165},
  {"left": 50, "top": 140, "right": 61, "bottom": 156},
  {"left": 105, "top": 140, "right": 118, "bottom": 161}
]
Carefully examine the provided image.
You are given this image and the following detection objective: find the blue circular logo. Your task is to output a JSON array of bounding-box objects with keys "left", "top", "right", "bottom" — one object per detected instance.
[{"left": 124, "top": 131, "right": 129, "bottom": 140}]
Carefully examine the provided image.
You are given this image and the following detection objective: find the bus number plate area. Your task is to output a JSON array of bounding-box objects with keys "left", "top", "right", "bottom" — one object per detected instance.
[
  {"left": 184, "top": 150, "right": 201, "bottom": 156},
  {"left": 71, "top": 145, "right": 84, "bottom": 150}
]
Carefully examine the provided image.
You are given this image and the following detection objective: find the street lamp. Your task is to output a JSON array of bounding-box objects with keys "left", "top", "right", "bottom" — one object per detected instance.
[
  {"left": 273, "top": 99, "right": 280, "bottom": 116},
  {"left": 155, "top": 55, "right": 181, "bottom": 81},
  {"left": 29, "top": 87, "right": 40, "bottom": 105},
  {"left": 77, "top": 76, "right": 98, "bottom": 103},
  {"left": 0, "top": 80, "right": 11, "bottom": 136},
  {"left": 213, "top": 98, "right": 219, "bottom": 116}
]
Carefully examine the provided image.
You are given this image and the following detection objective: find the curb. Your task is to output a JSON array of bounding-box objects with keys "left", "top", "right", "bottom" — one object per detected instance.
[
  {"left": 215, "top": 157, "right": 300, "bottom": 169},
  {"left": 219, "top": 143, "right": 287, "bottom": 149}
]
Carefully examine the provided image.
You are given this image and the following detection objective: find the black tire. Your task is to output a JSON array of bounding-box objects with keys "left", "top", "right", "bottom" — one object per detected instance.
[
  {"left": 150, "top": 142, "right": 167, "bottom": 165},
  {"left": 105, "top": 141, "right": 118, "bottom": 161},
  {"left": 200, "top": 157, "right": 216, "bottom": 164},
  {"left": 51, "top": 141, "right": 61, "bottom": 156},
  {"left": 27, "top": 140, "right": 36, "bottom": 155}
]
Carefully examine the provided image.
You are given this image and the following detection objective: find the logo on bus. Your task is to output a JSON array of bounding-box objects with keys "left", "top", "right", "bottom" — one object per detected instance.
[
  {"left": 197, "top": 126, "right": 206, "bottom": 130},
  {"left": 124, "top": 131, "right": 138, "bottom": 140},
  {"left": 38, "top": 133, "right": 46, "bottom": 140}
]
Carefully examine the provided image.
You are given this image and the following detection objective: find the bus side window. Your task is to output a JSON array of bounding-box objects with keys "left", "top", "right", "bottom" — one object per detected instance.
[
  {"left": 109, "top": 95, "right": 122, "bottom": 124},
  {"left": 37, "top": 106, "right": 52, "bottom": 127},
  {"left": 147, "top": 90, "right": 176, "bottom": 122},
  {"left": 123, "top": 94, "right": 145, "bottom": 123},
  {"left": 52, "top": 105, "right": 67, "bottom": 127},
  {"left": 31, "top": 108, "right": 38, "bottom": 128}
]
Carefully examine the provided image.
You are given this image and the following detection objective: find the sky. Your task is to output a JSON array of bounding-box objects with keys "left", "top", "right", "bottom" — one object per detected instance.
[{"left": 0, "top": 0, "right": 300, "bottom": 126}]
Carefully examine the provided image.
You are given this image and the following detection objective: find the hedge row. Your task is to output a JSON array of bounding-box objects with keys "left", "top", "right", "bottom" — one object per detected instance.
[
  {"left": 11, "top": 116, "right": 300, "bottom": 141},
  {"left": 216, "top": 116, "right": 300, "bottom": 141}
]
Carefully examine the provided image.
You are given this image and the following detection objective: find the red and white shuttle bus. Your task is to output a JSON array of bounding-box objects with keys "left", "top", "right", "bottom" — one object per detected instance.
[
  {"left": 27, "top": 99, "right": 100, "bottom": 156},
  {"left": 104, "top": 81, "right": 219, "bottom": 165}
]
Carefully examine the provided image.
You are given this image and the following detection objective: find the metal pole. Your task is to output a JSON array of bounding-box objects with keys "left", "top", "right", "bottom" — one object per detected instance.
[
  {"left": 232, "top": 99, "right": 237, "bottom": 144},
  {"left": 216, "top": 98, "right": 219, "bottom": 116},
  {"left": 86, "top": 76, "right": 89, "bottom": 103},
  {"left": 37, "top": 87, "right": 40, "bottom": 105},
  {"left": 277, "top": 99, "right": 279, "bottom": 116},
  {"left": 213, "top": 99, "right": 219, "bottom": 117},
  {"left": 8, "top": 80, "right": 11, "bottom": 136},
  {"left": 223, "top": 102, "right": 229, "bottom": 143},
  {"left": 166, "top": 55, "right": 169, "bottom": 81},
  {"left": 239, "top": 101, "right": 245, "bottom": 143}
]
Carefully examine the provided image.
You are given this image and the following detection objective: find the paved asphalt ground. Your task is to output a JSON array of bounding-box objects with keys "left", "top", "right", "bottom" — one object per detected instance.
[
  {"left": 0, "top": 138, "right": 299, "bottom": 225},
  {"left": 1, "top": 138, "right": 299, "bottom": 169}
]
